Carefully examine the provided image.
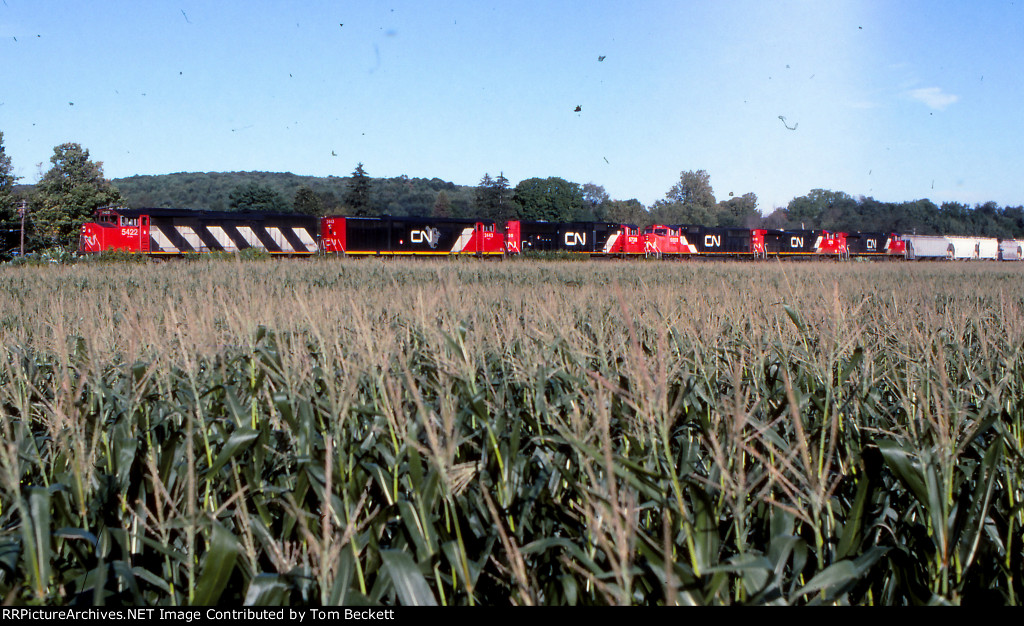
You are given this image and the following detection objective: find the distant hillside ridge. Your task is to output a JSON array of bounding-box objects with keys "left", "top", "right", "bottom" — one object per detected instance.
[{"left": 112, "top": 171, "right": 478, "bottom": 217}]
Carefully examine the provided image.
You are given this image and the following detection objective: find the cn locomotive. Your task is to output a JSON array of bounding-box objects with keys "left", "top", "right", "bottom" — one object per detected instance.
[{"left": 78, "top": 206, "right": 1024, "bottom": 261}]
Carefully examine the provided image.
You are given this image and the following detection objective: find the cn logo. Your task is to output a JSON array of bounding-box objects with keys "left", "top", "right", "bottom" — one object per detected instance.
[
  {"left": 790, "top": 236, "right": 804, "bottom": 248},
  {"left": 866, "top": 239, "right": 877, "bottom": 251},
  {"left": 564, "top": 232, "right": 586, "bottom": 246},
  {"left": 411, "top": 228, "right": 441, "bottom": 248},
  {"left": 704, "top": 234, "right": 721, "bottom": 248}
]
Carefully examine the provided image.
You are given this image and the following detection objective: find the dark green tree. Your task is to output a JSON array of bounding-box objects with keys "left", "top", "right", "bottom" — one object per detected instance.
[
  {"left": 581, "top": 183, "right": 610, "bottom": 221},
  {"left": 475, "top": 173, "right": 494, "bottom": 211},
  {"left": 432, "top": 190, "right": 452, "bottom": 218},
  {"left": 512, "top": 177, "right": 584, "bottom": 222},
  {"left": 786, "top": 189, "right": 855, "bottom": 229},
  {"left": 0, "top": 132, "right": 18, "bottom": 255},
  {"left": 603, "top": 198, "right": 649, "bottom": 227},
  {"left": 717, "top": 192, "right": 759, "bottom": 227},
  {"left": 0, "top": 131, "right": 16, "bottom": 224},
  {"left": 934, "top": 201, "right": 969, "bottom": 235},
  {"left": 667, "top": 170, "right": 716, "bottom": 207},
  {"left": 345, "top": 162, "right": 372, "bottom": 215},
  {"left": 968, "top": 201, "right": 1003, "bottom": 237},
  {"left": 32, "top": 143, "right": 122, "bottom": 246},
  {"left": 293, "top": 185, "right": 324, "bottom": 215},
  {"left": 1003, "top": 205, "right": 1024, "bottom": 237},
  {"left": 650, "top": 169, "right": 717, "bottom": 226},
  {"left": 650, "top": 200, "right": 718, "bottom": 227},
  {"left": 855, "top": 197, "right": 893, "bottom": 232},
  {"left": 475, "top": 172, "right": 513, "bottom": 220},
  {"left": 761, "top": 207, "right": 789, "bottom": 229},
  {"left": 228, "top": 183, "right": 288, "bottom": 212},
  {"left": 317, "top": 190, "right": 343, "bottom": 216},
  {"left": 493, "top": 172, "right": 512, "bottom": 219}
]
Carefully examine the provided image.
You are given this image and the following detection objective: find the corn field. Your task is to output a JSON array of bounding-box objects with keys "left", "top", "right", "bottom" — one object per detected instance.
[{"left": 0, "top": 257, "right": 1021, "bottom": 605}]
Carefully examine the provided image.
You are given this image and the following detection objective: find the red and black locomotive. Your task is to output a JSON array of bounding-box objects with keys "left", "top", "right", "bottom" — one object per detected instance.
[{"left": 79, "top": 206, "right": 910, "bottom": 260}]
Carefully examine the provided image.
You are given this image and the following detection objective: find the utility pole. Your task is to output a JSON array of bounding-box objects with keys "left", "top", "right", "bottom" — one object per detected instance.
[{"left": 17, "top": 199, "right": 27, "bottom": 256}]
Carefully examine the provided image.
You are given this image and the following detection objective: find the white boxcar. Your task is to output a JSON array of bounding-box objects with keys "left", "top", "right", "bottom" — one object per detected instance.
[
  {"left": 977, "top": 238, "right": 999, "bottom": 260},
  {"left": 903, "top": 235, "right": 952, "bottom": 260},
  {"left": 999, "top": 239, "right": 1024, "bottom": 261},
  {"left": 946, "top": 236, "right": 981, "bottom": 259}
]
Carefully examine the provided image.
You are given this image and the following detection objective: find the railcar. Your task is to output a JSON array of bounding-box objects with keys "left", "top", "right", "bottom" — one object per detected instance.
[
  {"left": 79, "top": 208, "right": 319, "bottom": 255},
  {"left": 676, "top": 225, "right": 767, "bottom": 258},
  {"left": 505, "top": 221, "right": 643, "bottom": 255},
  {"left": 77, "top": 206, "right": 1024, "bottom": 263},
  {"left": 999, "top": 239, "right": 1024, "bottom": 261},
  {"left": 947, "top": 236, "right": 984, "bottom": 260},
  {"left": 320, "top": 215, "right": 503, "bottom": 255},
  {"left": 977, "top": 238, "right": 1000, "bottom": 260},
  {"left": 901, "top": 234, "right": 1007, "bottom": 261},
  {"left": 902, "top": 235, "right": 950, "bottom": 260},
  {"left": 842, "top": 232, "right": 906, "bottom": 258},
  {"left": 762, "top": 229, "right": 846, "bottom": 257}
]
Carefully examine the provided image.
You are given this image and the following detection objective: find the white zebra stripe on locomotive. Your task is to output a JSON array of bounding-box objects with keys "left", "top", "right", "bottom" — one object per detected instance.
[
  {"left": 150, "top": 225, "right": 178, "bottom": 253},
  {"left": 266, "top": 227, "right": 295, "bottom": 252},
  {"left": 176, "top": 226, "right": 204, "bottom": 251},
  {"left": 293, "top": 228, "right": 319, "bottom": 252},
  {"left": 602, "top": 232, "right": 620, "bottom": 253},
  {"left": 148, "top": 223, "right": 319, "bottom": 253},
  {"left": 450, "top": 227, "right": 476, "bottom": 253},
  {"left": 207, "top": 226, "right": 234, "bottom": 250},
  {"left": 235, "top": 226, "right": 262, "bottom": 249}
]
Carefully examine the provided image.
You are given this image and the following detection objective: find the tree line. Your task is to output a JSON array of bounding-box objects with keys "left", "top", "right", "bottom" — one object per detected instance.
[{"left": 3, "top": 136, "right": 1024, "bottom": 257}]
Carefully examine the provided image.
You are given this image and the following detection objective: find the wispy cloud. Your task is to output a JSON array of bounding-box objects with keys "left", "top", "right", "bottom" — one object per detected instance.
[{"left": 908, "top": 87, "right": 959, "bottom": 110}]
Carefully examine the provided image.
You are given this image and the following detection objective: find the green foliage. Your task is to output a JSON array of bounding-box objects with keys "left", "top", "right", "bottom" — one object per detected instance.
[
  {"left": 512, "top": 177, "right": 584, "bottom": 222},
  {"left": 780, "top": 191, "right": 1024, "bottom": 238},
  {"left": 665, "top": 169, "right": 716, "bottom": 207},
  {"left": 78, "top": 248, "right": 151, "bottom": 264},
  {"left": 30, "top": 143, "right": 122, "bottom": 247},
  {"left": 0, "top": 133, "right": 20, "bottom": 258},
  {"left": 0, "top": 261, "right": 1021, "bottom": 605},
  {"left": 345, "top": 163, "right": 372, "bottom": 216},
  {"left": 475, "top": 172, "right": 513, "bottom": 221},
  {"left": 786, "top": 189, "right": 857, "bottom": 229},
  {"left": 7, "top": 246, "right": 78, "bottom": 266},
  {"left": 0, "top": 132, "right": 16, "bottom": 224},
  {"left": 292, "top": 185, "right": 325, "bottom": 216},
  {"left": 228, "top": 182, "right": 288, "bottom": 212},
  {"left": 112, "top": 172, "right": 476, "bottom": 218},
  {"left": 718, "top": 192, "right": 760, "bottom": 227},
  {"left": 376, "top": 175, "right": 473, "bottom": 218},
  {"left": 650, "top": 169, "right": 718, "bottom": 226},
  {"left": 432, "top": 190, "right": 452, "bottom": 218},
  {"left": 602, "top": 199, "right": 650, "bottom": 226},
  {"left": 649, "top": 200, "right": 718, "bottom": 227},
  {"left": 580, "top": 183, "right": 610, "bottom": 221}
]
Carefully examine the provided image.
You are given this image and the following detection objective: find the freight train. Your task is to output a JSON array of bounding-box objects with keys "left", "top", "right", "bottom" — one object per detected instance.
[{"left": 78, "top": 207, "right": 1024, "bottom": 261}]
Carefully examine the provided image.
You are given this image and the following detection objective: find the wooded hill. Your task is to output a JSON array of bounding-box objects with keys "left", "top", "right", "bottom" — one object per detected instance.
[{"left": 112, "top": 171, "right": 477, "bottom": 217}]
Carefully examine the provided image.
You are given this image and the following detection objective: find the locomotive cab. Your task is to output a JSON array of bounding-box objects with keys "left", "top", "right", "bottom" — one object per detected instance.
[
  {"left": 643, "top": 224, "right": 696, "bottom": 256},
  {"left": 80, "top": 208, "right": 151, "bottom": 254}
]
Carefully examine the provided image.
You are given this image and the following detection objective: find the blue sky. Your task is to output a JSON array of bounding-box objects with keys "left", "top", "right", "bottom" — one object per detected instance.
[{"left": 2, "top": 1, "right": 1022, "bottom": 212}]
